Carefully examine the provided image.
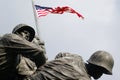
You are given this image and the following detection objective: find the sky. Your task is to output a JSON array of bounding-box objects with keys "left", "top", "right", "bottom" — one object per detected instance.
[{"left": 0, "top": 0, "right": 120, "bottom": 80}]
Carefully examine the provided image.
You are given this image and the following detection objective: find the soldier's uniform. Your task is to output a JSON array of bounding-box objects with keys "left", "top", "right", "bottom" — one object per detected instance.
[{"left": 27, "top": 52, "right": 91, "bottom": 80}]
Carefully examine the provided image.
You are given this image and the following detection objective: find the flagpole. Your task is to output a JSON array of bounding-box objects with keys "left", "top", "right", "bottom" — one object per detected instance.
[{"left": 31, "top": 0, "right": 40, "bottom": 37}]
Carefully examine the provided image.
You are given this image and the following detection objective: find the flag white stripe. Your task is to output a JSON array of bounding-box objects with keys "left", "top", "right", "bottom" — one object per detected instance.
[{"left": 36, "top": 10, "right": 49, "bottom": 17}]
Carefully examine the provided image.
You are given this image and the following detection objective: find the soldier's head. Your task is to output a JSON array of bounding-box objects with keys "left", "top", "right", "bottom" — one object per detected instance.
[
  {"left": 55, "top": 52, "right": 82, "bottom": 61},
  {"left": 12, "top": 24, "right": 35, "bottom": 42},
  {"left": 32, "top": 36, "right": 45, "bottom": 46},
  {"left": 87, "top": 50, "right": 114, "bottom": 79}
]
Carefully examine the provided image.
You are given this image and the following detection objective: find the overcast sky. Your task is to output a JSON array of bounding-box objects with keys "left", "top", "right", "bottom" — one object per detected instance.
[{"left": 0, "top": 0, "right": 120, "bottom": 80}]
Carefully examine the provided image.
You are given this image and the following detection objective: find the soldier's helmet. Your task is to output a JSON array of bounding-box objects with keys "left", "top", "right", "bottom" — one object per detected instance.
[
  {"left": 87, "top": 50, "right": 114, "bottom": 75},
  {"left": 12, "top": 24, "right": 35, "bottom": 42}
]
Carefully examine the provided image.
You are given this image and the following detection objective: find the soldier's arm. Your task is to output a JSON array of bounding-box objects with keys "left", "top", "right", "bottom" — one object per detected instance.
[{"left": 1, "top": 33, "right": 47, "bottom": 67}]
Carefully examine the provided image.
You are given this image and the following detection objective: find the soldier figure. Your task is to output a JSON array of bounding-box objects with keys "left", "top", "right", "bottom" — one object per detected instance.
[
  {"left": 0, "top": 24, "right": 47, "bottom": 80},
  {"left": 16, "top": 35, "right": 47, "bottom": 80},
  {"left": 25, "top": 50, "right": 114, "bottom": 80}
]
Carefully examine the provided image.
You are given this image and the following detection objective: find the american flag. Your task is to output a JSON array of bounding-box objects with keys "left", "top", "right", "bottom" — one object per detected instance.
[
  {"left": 35, "top": 5, "right": 52, "bottom": 17},
  {"left": 35, "top": 5, "right": 84, "bottom": 19}
]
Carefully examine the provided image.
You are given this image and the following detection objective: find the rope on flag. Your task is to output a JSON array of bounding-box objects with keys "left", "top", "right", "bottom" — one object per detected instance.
[{"left": 35, "top": 5, "right": 84, "bottom": 19}]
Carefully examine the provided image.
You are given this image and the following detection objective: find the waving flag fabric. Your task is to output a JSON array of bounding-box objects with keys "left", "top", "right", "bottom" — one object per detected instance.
[
  {"left": 35, "top": 5, "right": 84, "bottom": 19},
  {"left": 35, "top": 5, "right": 52, "bottom": 17},
  {"left": 50, "top": 6, "right": 84, "bottom": 19}
]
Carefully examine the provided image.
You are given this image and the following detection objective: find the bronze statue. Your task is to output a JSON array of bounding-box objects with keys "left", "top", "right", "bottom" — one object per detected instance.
[
  {"left": 0, "top": 24, "right": 47, "bottom": 80},
  {"left": 25, "top": 50, "right": 114, "bottom": 80},
  {"left": 16, "top": 35, "right": 47, "bottom": 80}
]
